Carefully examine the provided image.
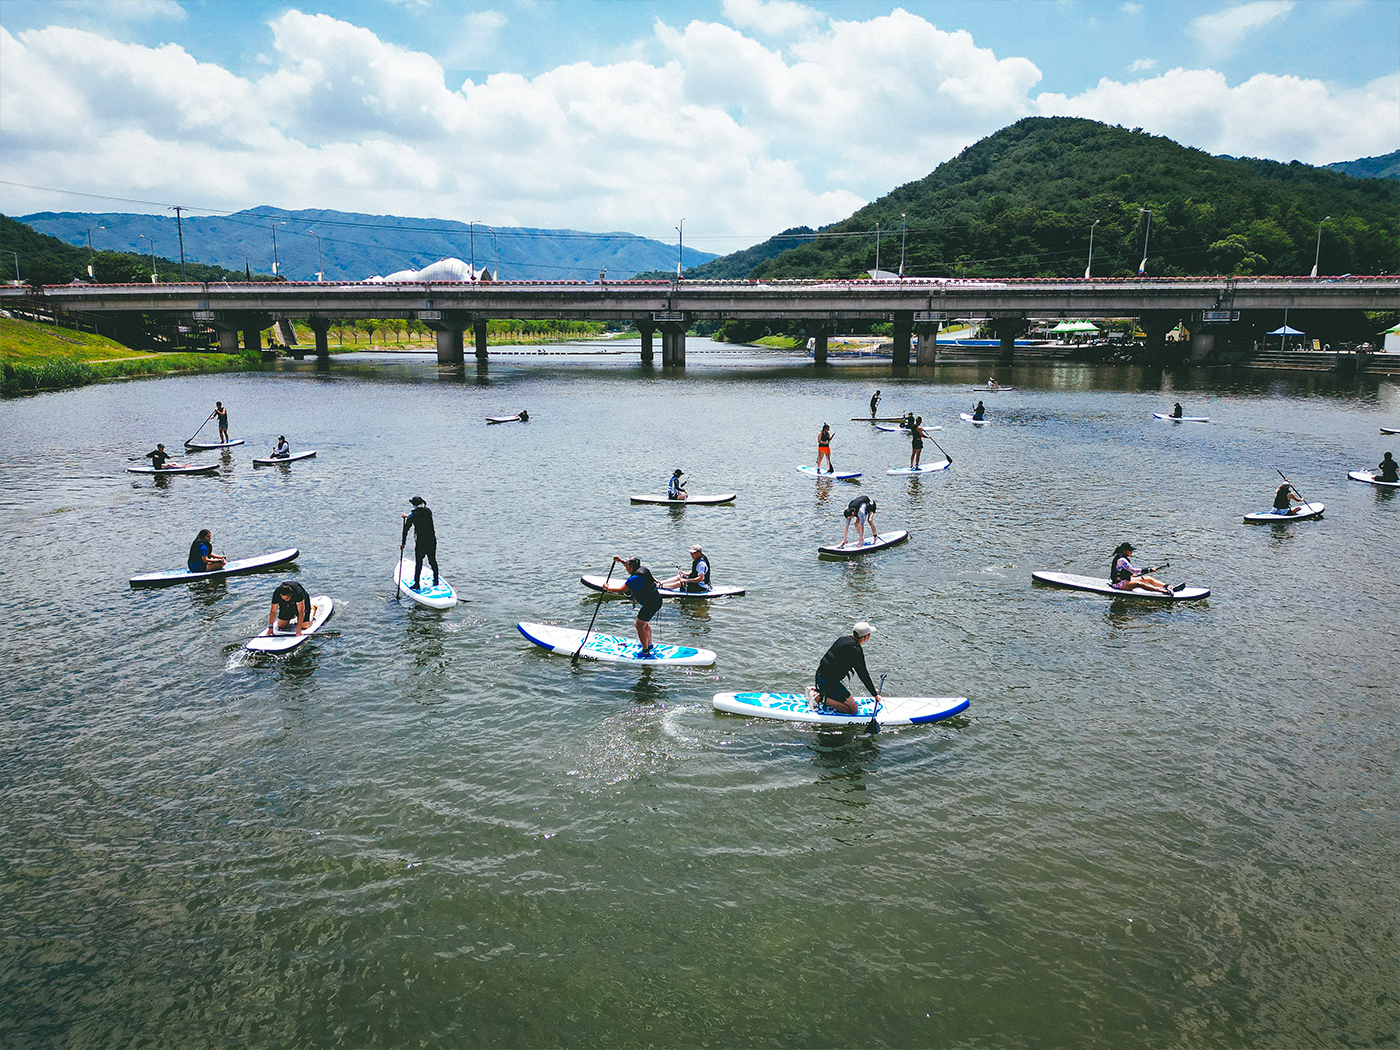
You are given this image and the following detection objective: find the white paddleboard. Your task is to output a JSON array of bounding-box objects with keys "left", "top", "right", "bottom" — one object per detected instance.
[
  {"left": 713, "top": 691, "right": 970, "bottom": 727},
  {"left": 1153, "top": 413, "right": 1210, "bottom": 422},
  {"left": 580, "top": 574, "right": 745, "bottom": 599},
  {"left": 516, "top": 622, "right": 716, "bottom": 666},
  {"left": 1244, "top": 501, "right": 1325, "bottom": 523},
  {"left": 852, "top": 416, "right": 908, "bottom": 423},
  {"left": 629, "top": 493, "right": 737, "bottom": 505},
  {"left": 253, "top": 450, "right": 317, "bottom": 466},
  {"left": 798, "top": 465, "right": 862, "bottom": 479},
  {"left": 969, "top": 385, "right": 1013, "bottom": 392},
  {"left": 127, "top": 462, "right": 218, "bottom": 475},
  {"left": 1381, "top": 427, "right": 1399, "bottom": 435},
  {"left": 184, "top": 439, "right": 245, "bottom": 449},
  {"left": 244, "top": 596, "right": 334, "bottom": 652},
  {"left": 394, "top": 557, "right": 458, "bottom": 608},
  {"left": 1031, "top": 571, "right": 1209, "bottom": 601},
  {"left": 959, "top": 413, "right": 988, "bottom": 426},
  {"left": 873, "top": 423, "right": 908, "bottom": 432},
  {"left": 487, "top": 415, "right": 526, "bottom": 424},
  {"left": 887, "top": 461, "right": 951, "bottom": 475},
  {"left": 819, "top": 529, "right": 910, "bottom": 557},
  {"left": 1348, "top": 470, "right": 1400, "bottom": 488},
  {"left": 130, "top": 547, "right": 299, "bottom": 587}
]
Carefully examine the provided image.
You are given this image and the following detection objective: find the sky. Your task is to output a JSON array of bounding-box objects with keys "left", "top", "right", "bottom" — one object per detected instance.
[{"left": 1, "top": 0, "right": 1397, "bottom": 256}]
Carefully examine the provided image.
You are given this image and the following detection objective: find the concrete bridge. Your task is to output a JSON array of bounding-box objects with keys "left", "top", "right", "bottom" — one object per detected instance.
[{"left": 17, "top": 275, "right": 1399, "bottom": 366}]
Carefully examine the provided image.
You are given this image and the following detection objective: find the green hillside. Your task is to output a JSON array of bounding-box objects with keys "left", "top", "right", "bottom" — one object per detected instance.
[
  {"left": 1, "top": 214, "right": 251, "bottom": 286},
  {"left": 733, "top": 118, "right": 1398, "bottom": 280},
  {"left": 1325, "top": 150, "right": 1400, "bottom": 182}
]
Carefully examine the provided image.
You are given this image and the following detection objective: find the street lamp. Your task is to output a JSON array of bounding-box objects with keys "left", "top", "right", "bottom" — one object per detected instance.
[
  {"left": 270, "top": 221, "right": 286, "bottom": 276},
  {"left": 899, "top": 213, "right": 907, "bottom": 277},
  {"left": 9, "top": 251, "right": 19, "bottom": 282},
  {"left": 1084, "top": 219, "right": 1099, "bottom": 279},
  {"left": 139, "top": 234, "right": 157, "bottom": 283},
  {"left": 87, "top": 225, "right": 105, "bottom": 278},
  {"left": 676, "top": 219, "right": 685, "bottom": 278},
  {"left": 467, "top": 220, "right": 484, "bottom": 277},
  {"left": 309, "top": 230, "right": 324, "bottom": 282},
  {"left": 1137, "top": 209, "right": 1152, "bottom": 275},
  {"left": 874, "top": 221, "right": 881, "bottom": 277},
  {"left": 168, "top": 205, "right": 187, "bottom": 280},
  {"left": 1310, "top": 215, "right": 1330, "bottom": 278}
]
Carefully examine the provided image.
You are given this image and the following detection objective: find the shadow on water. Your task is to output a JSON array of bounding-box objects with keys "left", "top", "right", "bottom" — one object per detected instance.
[
  {"left": 627, "top": 669, "right": 666, "bottom": 706},
  {"left": 186, "top": 578, "right": 229, "bottom": 616},
  {"left": 1104, "top": 597, "right": 1202, "bottom": 628},
  {"left": 808, "top": 729, "right": 877, "bottom": 805},
  {"left": 403, "top": 613, "right": 452, "bottom": 705}
]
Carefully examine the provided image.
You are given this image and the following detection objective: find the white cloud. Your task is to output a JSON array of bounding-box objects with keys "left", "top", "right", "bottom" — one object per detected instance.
[
  {"left": 1188, "top": 1, "right": 1294, "bottom": 58},
  {"left": 720, "top": 0, "right": 822, "bottom": 37},
  {"left": 443, "top": 10, "right": 509, "bottom": 67},
  {"left": 1129, "top": 58, "right": 1157, "bottom": 73}
]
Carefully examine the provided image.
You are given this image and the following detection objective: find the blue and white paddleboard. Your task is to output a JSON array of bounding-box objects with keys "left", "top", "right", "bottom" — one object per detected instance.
[
  {"left": 1153, "top": 413, "right": 1209, "bottom": 422},
  {"left": 959, "top": 413, "right": 988, "bottom": 426},
  {"left": 127, "top": 462, "right": 218, "bottom": 475},
  {"left": 630, "top": 493, "right": 736, "bottom": 505},
  {"left": 244, "top": 596, "right": 335, "bottom": 653},
  {"left": 1031, "top": 571, "right": 1209, "bottom": 601},
  {"left": 713, "top": 691, "right": 969, "bottom": 727},
  {"left": 394, "top": 557, "right": 458, "bottom": 609},
  {"left": 581, "top": 574, "right": 746, "bottom": 599},
  {"left": 798, "top": 465, "right": 862, "bottom": 479},
  {"left": 517, "top": 622, "right": 715, "bottom": 666},
  {"left": 887, "top": 461, "right": 950, "bottom": 475},
  {"left": 1348, "top": 470, "right": 1400, "bottom": 488},
  {"left": 819, "top": 529, "right": 909, "bottom": 557},
  {"left": 254, "top": 449, "right": 317, "bottom": 466},
  {"left": 185, "top": 438, "right": 245, "bottom": 449},
  {"left": 130, "top": 547, "right": 299, "bottom": 587},
  {"left": 1244, "top": 501, "right": 1324, "bottom": 524}
]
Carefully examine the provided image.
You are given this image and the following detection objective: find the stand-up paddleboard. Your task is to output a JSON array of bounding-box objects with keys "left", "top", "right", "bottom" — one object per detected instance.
[
  {"left": 798, "top": 465, "right": 862, "bottom": 479},
  {"left": 516, "top": 622, "right": 716, "bottom": 666},
  {"left": 852, "top": 416, "right": 908, "bottom": 423},
  {"left": 819, "top": 529, "right": 910, "bottom": 557},
  {"left": 393, "top": 557, "right": 458, "bottom": 608},
  {"left": 127, "top": 462, "right": 218, "bottom": 475},
  {"left": 959, "top": 413, "right": 988, "bottom": 426},
  {"left": 1381, "top": 427, "right": 1399, "bottom": 435},
  {"left": 1348, "top": 470, "right": 1400, "bottom": 488},
  {"left": 1153, "top": 413, "right": 1210, "bottom": 422},
  {"left": 1031, "top": 571, "right": 1209, "bottom": 601},
  {"left": 629, "top": 493, "right": 737, "bottom": 506},
  {"left": 580, "top": 574, "right": 746, "bottom": 599},
  {"left": 253, "top": 450, "right": 317, "bottom": 466},
  {"left": 874, "top": 423, "right": 942, "bottom": 433},
  {"left": 487, "top": 414, "right": 526, "bottom": 424},
  {"left": 184, "top": 438, "right": 245, "bottom": 450},
  {"left": 887, "top": 460, "right": 951, "bottom": 475},
  {"left": 130, "top": 547, "right": 299, "bottom": 587},
  {"left": 970, "top": 385, "right": 1014, "bottom": 392},
  {"left": 244, "top": 596, "right": 334, "bottom": 653},
  {"left": 713, "top": 691, "right": 969, "bottom": 727},
  {"left": 1244, "top": 501, "right": 1325, "bottom": 524}
]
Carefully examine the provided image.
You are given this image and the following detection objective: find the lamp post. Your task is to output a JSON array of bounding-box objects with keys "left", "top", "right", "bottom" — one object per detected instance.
[
  {"left": 467, "top": 220, "right": 483, "bottom": 277},
  {"left": 270, "top": 221, "right": 286, "bottom": 276},
  {"left": 86, "top": 225, "right": 105, "bottom": 278},
  {"left": 1310, "top": 215, "right": 1330, "bottom": 278},
  {"left": 139, "top": 234, "right": 156, "bottom": 283},
  {"left": 874, "top": 221, "right": 881, "bottom": 277},
  {"left": 899, "top": 213, "right": 907, "bottom": 277},
  {"left": 676, "top": 219, "right": 684, "bottom": 278},
  {"left": 1137, "top": 209, "right": 1152, "bottom": 275},
  {"left": 1084, "top": 219, "right": 1099, "bottom": 279},
  {"left": 309, "top": 230, "right": 324, "bottom": 282}
]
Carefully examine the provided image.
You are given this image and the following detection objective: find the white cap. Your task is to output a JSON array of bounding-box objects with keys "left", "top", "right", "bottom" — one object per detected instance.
[{"left": 853, "top": 621, "right": 875, "bottom": 638}]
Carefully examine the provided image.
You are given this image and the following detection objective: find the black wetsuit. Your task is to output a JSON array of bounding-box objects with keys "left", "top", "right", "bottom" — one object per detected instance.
[
  {"left": 911, "top": 427, "right": 924, "bottom": 451},
  {"left": 1379, "top": 458, "right": 1399, "bottom": 483},
  {"left": 188, "top": 537, "right": 213, "bottom": 573},
  {"left": 815, "top": 634, "right": 879, "bottom": 705},
  {"left": 869, "top": 393, "right": 880, "bottom": 416},
  {"left": 1273, "top": 485, "right": 1293, "bottom": 510},
  {"left": 274, "top": 581, "right": 310, "bottom": 623},
  {"left": 401, "top": 505, "right": 439, "bottom": 587},
  {"left": 624, "top": 566, "right": 663, "bottom": 622},
  {"left": 146, "top": 448, "right": 170, "bottom": 469}
]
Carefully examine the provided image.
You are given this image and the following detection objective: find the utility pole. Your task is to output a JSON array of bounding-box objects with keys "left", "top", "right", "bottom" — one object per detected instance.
[
  {"left": 898, "top": 213, "right": 906, "bottom": 276},
  {"left": 169, "top": 205, "right": 187, "bottom": 280},
  {"left": 874, "top": 221, "right": 880, "bottom": 277},
  {"left": 676, "top": 219, "right": 685, "bottom": 277},
  {"left": 87, "top": 225, "right": 105, "bottom": 278},
  {"left": 1137, "top": 209, "right": 1152, "bottom": 275},
  {"left": 1084, "top": 219, "right": 1099, "bottom": 279},
  {"left": 1310, "top": 216, "right": 1330, "bottom": 277},
  {"left": 310, "top": 230, "right": 324, "bottom": 281}
]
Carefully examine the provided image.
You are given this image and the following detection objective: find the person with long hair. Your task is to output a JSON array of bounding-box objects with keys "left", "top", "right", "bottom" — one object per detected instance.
[
  {"left": 1110, "top": 542, "right": 1171, "bottom": 595},
  {"left": 187, "top": 529, "right": 225, "bottom": 572}
]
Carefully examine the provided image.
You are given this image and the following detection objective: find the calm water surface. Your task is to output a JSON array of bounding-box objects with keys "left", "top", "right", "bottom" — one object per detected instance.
[{"left": 2, "top": 343, "right": 1397, "bottom": 1048}]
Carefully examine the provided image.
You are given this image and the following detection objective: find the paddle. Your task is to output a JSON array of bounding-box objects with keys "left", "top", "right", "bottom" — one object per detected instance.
[
  {"left": 186, "top": 411, "right": 214, "bottom": 446},
  {"left": 394, "top": 543, "right": 404, "bottom": 602},
  {"left": 573, "top": 560, "right": 617, "bottom": 665},
  {"left": 1276, "top": 469, "right": 1309, "bottom": 513},
  {"left": 932, "top": 439, "right": 952, "bottom": 469},
  {"left": 864, "top": 674, "right": 887, "bottom": 735}
]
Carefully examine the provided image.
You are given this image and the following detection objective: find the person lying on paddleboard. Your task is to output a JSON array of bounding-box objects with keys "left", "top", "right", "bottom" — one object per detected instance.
[
  {"left": 401, "top": 496, "right": 440, "bottom": 591},
  {"left": 1272, "top": 483, "right": 1304, "bottom": 515},
  {"left": 145, "top": 444, "right": 171, "bottom": 469},
  {"left": 208, "top": 401, "right": 229, "bottom": 443},
  {"left": 264, "top": 580, "right": 311, "bottom": 637},
  {"left": 271, "top": 436, "right": 291, "bottom": 459},
  {"left": 613, "top": 555, "right": 662, "bottom": 654},
  {"left": 1171, "top": 403, "right": 1184, "bottom": 419},
  {"left": 816, "top": 424, "right": 834, "bottom": 473},
  {"left": 841, "top": 495, "right": 879, "bottom": 547},
  {"left": 659, "top": 545, "right": 711, "bottom": 593},
  {"left": 668, "top": 469, "right": 688, "bottom": 501},
  {"left": 869, "top": 390, "right": 881, "bottom": 417},
  {"left": 1110, "top": 543, "right": 1172, "bottom": 595},
  {"left": 972, "top": 401, "right": 985, "bottom": 421},
  {"left": 187, "top": 529, "right": 226, "bottom": 572},
  {"left": 813, "top": 621, "right": 882, "bottom": 714},
  {"left": 1378, "top": 452, "right": 1398, "bottom": 483},
  {"left": 910, "top": 416, "right": 930, "bottom": 468}
]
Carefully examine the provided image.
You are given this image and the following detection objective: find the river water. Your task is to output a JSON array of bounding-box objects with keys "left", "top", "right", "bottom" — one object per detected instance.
[{"left": 2, "top": 340, "right": 1397, "bottom": 1049}]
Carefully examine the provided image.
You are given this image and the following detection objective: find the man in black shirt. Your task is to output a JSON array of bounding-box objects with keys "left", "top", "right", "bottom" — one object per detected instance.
[
  {"left": 814, "top": 622, "right": 882, "bottom": 714},
  {"left": 401, "top": 496, "right": 439, "bottom": 590},
  {"left": 264, "top": 580, "right": 311, "bottom": 637}
]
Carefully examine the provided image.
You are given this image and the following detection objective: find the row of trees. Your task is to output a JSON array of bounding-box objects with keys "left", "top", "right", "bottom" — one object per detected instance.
[{"left": 297, "top": 317, "right": 610, "bottom": 346}]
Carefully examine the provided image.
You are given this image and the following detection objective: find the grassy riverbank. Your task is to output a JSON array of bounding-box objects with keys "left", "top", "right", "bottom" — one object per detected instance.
[{"left": 1, "top": 317, "right": 255, "bottom": 396}]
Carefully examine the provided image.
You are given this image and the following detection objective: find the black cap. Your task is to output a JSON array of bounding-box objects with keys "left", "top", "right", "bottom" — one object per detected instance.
[{"left": 410, "top": 496, "right": 426, "bottom": 506}]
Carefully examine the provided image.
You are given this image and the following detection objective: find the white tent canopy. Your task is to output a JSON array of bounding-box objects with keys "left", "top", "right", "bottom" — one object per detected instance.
[{"left": 1267, "top": 325, "right": 1305, "bottom": 336}]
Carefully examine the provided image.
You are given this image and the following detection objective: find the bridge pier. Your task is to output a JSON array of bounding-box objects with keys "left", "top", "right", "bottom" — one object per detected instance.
[
  {"left": 216, "top": 326, "right": 241, "bottom": 354},
  {"left": 637, "top": 321, "right": 655, "bottom": 364},
  {"left": 661, "top": 322, "right": 686, "bottom": 367},
  {"left": 990, "top": 318, "right": 1026, "bottom": 364},
  {"left": 308, "top": 318, "right": 331, "bottom": 358},
  {"left": 915, "top": 323, "right": 938, "bottom": 364},
  {"left": 807, "top": 322, "right": 829, "bottom": 366},
  {"left": 474, "top": 318, "right": 489, "bottom": 360},
  {"left": 434, "top": 328, "right": 464, "bottom": 364},
  {"left": 1140, "top": 311, "right": 1177, "bottom": 364},
  {"left": 892, "top": 312, "right": 912, "bottom": 369},
  {"left": 242, "top": 326, "right": 262, "bottom": 353}
]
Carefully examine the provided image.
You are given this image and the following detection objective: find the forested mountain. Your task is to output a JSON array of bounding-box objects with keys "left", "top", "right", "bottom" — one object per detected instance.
[
  {"left": 15, "top": 207, "right": 715, "bottom": 283},
  {"left": 1325, "top": 150, "right": 1400, "bottom": 182},
  {"left": 1, "top": 214, "right": 247, "bottom": 286},
  {"left": 716, "top": 118, "right": 1398, "bottom": 281}
]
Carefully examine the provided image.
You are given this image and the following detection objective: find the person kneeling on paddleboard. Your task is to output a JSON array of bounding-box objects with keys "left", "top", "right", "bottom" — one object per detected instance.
[
  {"left": 613, "top": 555, "right": 663, "bottom": 653},
  {"left": 1171, "top": 403, "right": 1184, "bottom": 419},
  {"left": 1110, "top": 543, "right": 1172, "bottom": 595},
  {"left": 264, "top": 580, "right": 311, "bottom": 637},
  {"left": 145, "top": 443, "right": 171, "bottom": 469},
  {"left": 659, "top": 545, "right": 710, "bottom": 593},
  {"left": 813, "top": 621, "right": 882, "bottom": 714},
  {"left": 816, "top": 424, "right": 834, "bottom": 473},
  {"left": 1378, "top": 452, "right": 1398, "bottom": 484},
  {"left": 972, "top": 401, "right": 985, "bottom": 421},
  {"left": 1272, "top": 483, "right": 1303, "bottom": 515},
  {"left": 841, "top": 496, "right": 879, "bottom": 547},
  {"left": 668, "top": 469, "right": 688, "bottom": 501},
  {"left": 187, "top": 529, "right": 226, "bottom": 572},
  {"left": 401, "top": 496, "right": 440, "bottom": 591}
]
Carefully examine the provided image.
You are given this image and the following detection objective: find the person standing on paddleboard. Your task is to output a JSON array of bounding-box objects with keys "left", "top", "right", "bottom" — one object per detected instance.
[
  {"left": 187, "top": 529, "right": 225, "bottom": 572},
  {"left": 659, "top": 545, "right": 710, "bottom": 593},
  {"left": 144, "top": 443, "right": 171, "bottom": 469},
  {"left": 668, "top": 469, "right": 688, "bottom": 501},
  {"left": 1110, "top": 543, "right": 1171, "bottom": 595},
  {"left": 910, "top": 416, "right": 930, "bottom": 469},
  {"left": 1272, "top": 483, "right": 1303, "bottom": 515},
  {"left": 401, "top": 496, "right": 439, "bottom": 591},
  {"left": 264, "top": 580, "right": 311, "bottom": 637},
  {"left": 207, "top": 401, "right": 230, "bottom": 444},
  {"left": 869, "top": 390, "right": 881, "bottom": 417},
  {"left": 612, "top": 555, "right": 663, "bottom": 653},
  {"left": 813, "top": 621, "right": 882, "bottom": 714},
  {"left": 1378, "top": 452, "right": 1398, "bottom": 483},
  {"left": 972, "top": 401, "right": 985, "bottom": 421},
  {"left": 816, "top": 424, "right": 834, "bottom": 473},
  {"left": 841, "top": 495, "right": 878, "bottom": 547}
]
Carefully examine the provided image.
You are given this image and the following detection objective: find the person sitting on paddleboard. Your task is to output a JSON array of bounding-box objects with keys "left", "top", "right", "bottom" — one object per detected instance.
[
  {"left": 264, "top": 580, "right": 311, "bottom": 637},
  {"left": 841, "top": 495, "right": 879, "bottom": 547},
  {"left": 1110, "top": 542, "right": 1171, "bottom": 595},
  {"left": 208, "top": 401, "right": 229, "bottom": 443},
  {"left": 271, "top": 436, "right": 291, "bottom": 459},
  {"left": 972, "top": 401, "right": 985, "bottom": 421},
  {"left": 659, "top": 545, "right": 710, "bottom": 593},
  {"left": 910, "top": 416, "right": 929, "bottom": 468},
  {"left": 816, "top": 424, "right": 834, "bottom": 473},
  {"left": 145, "top": 444, "right": 171, "bottom": 469},
  {"left": 517, "top": 409, "right": 529, "bottom": 422},
  {"left": 1378, "top": 452, "right": 1398, "bottom": 483},
  {"left": 401, "top": 496, "right": 439, "bottom": 590},
  {"left": 187, "top": 529, "right": 226, "bottom": 572},
  {"left": 1272, "top": 483, "right": 1303, "bottom": 515},
  {"left": 1171, "top": 403, "right": 1184, "bottom": 419},
  {"left": 668, "top": 469, "right": 688, "bottom": 501},
  {"left": 813, "top": 621, "right": 882, "bottom": 715},
  {"left": 613, "top": 555, "right": 662, "bottom": 653},
  {"left": 987, "top": 377, "right": 999, "bottom": 390},
  {"left": 869, "top": 390, "right": 881, "bottom": 417}
]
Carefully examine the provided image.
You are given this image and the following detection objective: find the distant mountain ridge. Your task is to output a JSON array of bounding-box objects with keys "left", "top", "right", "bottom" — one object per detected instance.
[
  {"left": 17, "top": 207, "right": 715, "bottom": 283},
  {"left": 1324, "top": 150, "right": 1400, "bottom": 181}
]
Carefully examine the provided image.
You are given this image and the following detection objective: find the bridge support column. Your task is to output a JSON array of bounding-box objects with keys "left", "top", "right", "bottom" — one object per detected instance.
[
  {"left": 637, "top": 322, "right": 655, "bottom": 364},
  {"left": 308, "top": 318, "right": 331, "bottom": 358},
  {"left": 915, "top": 323, "right": 938, "bottom": 364},
  {"left": 661, "top": 322, "right": 686, "bottom": 367},
  {"left": 216, "top": 326, "right": 241, "bottom": 354},
  {"left": 434, "top": 328, "right": 464, "bottom": 364},
  {"left": 1140, "top": 311, "right": 1176, "bottom": 364},
  {"left": 807, "top": 323, "right": 830, "bottom": 366},
  {"left": 990, "top": 318, "right": 1027, "bottom": 364},
  {"left": 892, "top": 312, "right": 913, "bottom": 369},
  {"left": 474, "top": 318, "right": 489, "bottom": 360},
  {"left": 242, "top": 327, "right": 262, "bottom": 353}
]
